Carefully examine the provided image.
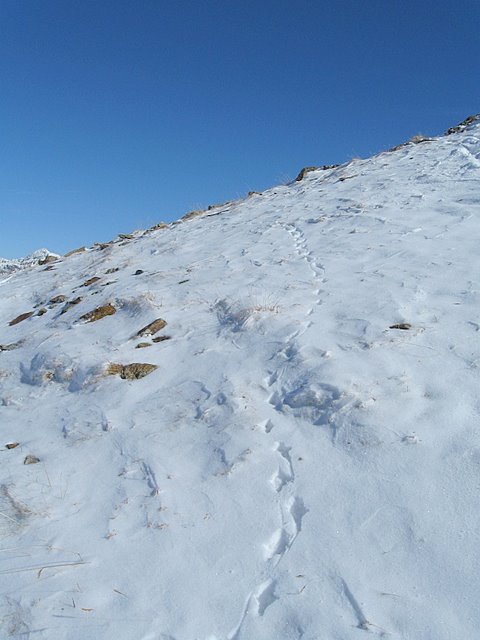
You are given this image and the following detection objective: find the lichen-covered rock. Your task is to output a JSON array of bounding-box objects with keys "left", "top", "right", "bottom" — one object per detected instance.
[
  {"left": 37, "top": 308, "right": 47, "bottom": 316},
  {"left": 9, "top": 312, "right": 33, "bottom": 326},
  {"left": 24, "top": 455, "right": 40, "bottom": 465},
  {"left": 49, "top": 295, "right": 67, "bottom": 305},
  {"left": 137, "top": 318, "right": 167, "bottom": 337},
  {"left": 107, "top": 363, "right": 158, "bottom": 380},
  {"left": 135, "top": 342, "right": 152, "bottom": 349},
  {"left": 80, "top": 303, "right": 116, "bottom": 323}
]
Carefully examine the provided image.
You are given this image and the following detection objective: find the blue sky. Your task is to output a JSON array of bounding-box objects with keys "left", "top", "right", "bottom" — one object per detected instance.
[{"left": 1, "top": 0, "right": 479, "bottom": 258}]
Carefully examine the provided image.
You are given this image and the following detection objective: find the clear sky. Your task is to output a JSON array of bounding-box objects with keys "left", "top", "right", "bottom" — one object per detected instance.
[{"left": 1, "top": 0, "right": 479, "bottom": 258}]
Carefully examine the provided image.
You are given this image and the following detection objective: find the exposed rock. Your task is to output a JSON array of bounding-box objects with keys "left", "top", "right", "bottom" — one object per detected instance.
[
  {"left": 148, "top": 222, "right": 169, "bottom": 231},
  {"left": 136, "top": 342, "right": 152, "bottom": 349},
  {"left": 152, "top": 335, "right": 171, "bottom": 343},
  {"left": 38, "top": 255, "right": 57, "bottom": 266},
  {"left": 9, "top": 312, "right": 34, "bottom": 326},
  {"left": 178, "top": 279, "right": 189, "bottom": 284},
  {"left": 82, "top": 277, "right": 101, "bottom": 287},
  {"left": 49, "top": 295, "right": 67, "bottom": 305},
  {"left": 137, "top": 318, "right": 167, "bottom": 337},
  {"left": 64, "top": 246, "right": 86, "bottom": 257},
  {"left": 24, "top": 455, "right": 40, "bottom": 465},
  {"left": 389, "top": 323, "right": 411, "bottom": 330},
  {"left": 94, "top": 242, "right": 112, "bottom": 250},
  {"left": 60, "top": 297, "right": 82, "bottom": 314},
  {"left": 295, "top": 166, "right": 319, "bottom": 181},
  {"left": 133, "top": 269, "right": 144, "bottom": 276},
  {"left": 0, "top": 341, "right": 22, "bottom": 351},
  {"left": 107, "top": 363, "right": 158, "bottom": 380},
  {"left": 6, "top": 442, "right": 19, "bottom": 450},
  {"left": 80, "top": 303, "right": 116, "bottom": 323},
  {"left": 182, "top": 209, "right": 205, "bottom": 221},
  {"left": 105, "top": 267, "right": 119, "bottom": 274},
  {"left": 37, "top": 308, "right": 47, "bottom": 316},
  {"left": 445, "top": 114, "right": 480, "bottom": 135},
  {"left": 118, "top": 233, "right": 134, "bottom": 240},
  {"left": 248, "top": 191, "right": 262, "bottom": 196}
]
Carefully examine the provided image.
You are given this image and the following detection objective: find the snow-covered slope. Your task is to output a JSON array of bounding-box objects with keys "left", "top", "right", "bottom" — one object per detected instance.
[{"left": 1, "top": 117, "right": 480, "bottom": 640}]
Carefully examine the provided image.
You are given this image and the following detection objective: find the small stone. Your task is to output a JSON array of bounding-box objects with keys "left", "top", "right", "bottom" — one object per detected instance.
[
  {"left": 105, "top": 267, "right": 119, "bottom": 274},
  {"left": 37, "top": 308, "right": 47, "bottom": 316},
  {"left": 137, "top": 318, "right": 167, "bottom": 337},
  {"left": 80, "top": 303, "right": 116, "bottom": 323},
  {"left": 133, "top": 269, "right": 144, "bottom": 276},
  {"left": 152, "top": 335, "right": 171, "bottom": 343},
  {"left": 107, "top": 363, "right": 158, "bottom": 380},
  {"left": 9, "top": 312, "right": 34, "bottom": 326},
  {"left": 60, "top": 297, "right": 83, "bottom": 314},
  {"left": 389, "top": 323, "right": 412, "bottom": 330},
  {"left": 82, "top": 277, "right": 101, "bottom": 287},
  {"left": 6, "top": 442, "right": 19, "bottom": 449},
  {"left": 136, "top": 342, "right": 152, "bottom": 349},
  {"left": 24, "top": 455, "right": 40, "bottom": 465},
  {"left": 0, "top": 342, "right": 22, "bottom": 351}
]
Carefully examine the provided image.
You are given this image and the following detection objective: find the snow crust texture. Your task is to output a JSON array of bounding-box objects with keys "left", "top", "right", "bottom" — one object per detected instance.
[{"left": 1, "top": 120, "right": 480, "bottom": 639}]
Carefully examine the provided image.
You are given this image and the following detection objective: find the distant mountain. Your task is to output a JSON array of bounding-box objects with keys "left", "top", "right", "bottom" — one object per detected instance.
[
  {"left": 0, "top": 248, "right": 58, "bottom": 275},
  {"left": 0, "top": 114, "right": 479, "bottom": 639}
]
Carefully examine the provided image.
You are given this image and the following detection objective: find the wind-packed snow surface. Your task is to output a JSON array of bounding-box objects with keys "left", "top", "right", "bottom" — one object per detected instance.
[{"left": 1, "top": 120, "right": 480, "bottom": 639}]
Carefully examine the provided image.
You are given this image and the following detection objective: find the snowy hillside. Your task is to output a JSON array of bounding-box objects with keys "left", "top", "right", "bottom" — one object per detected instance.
[
  {"left": 0, "top": 249, "right": 59, "bottom": 276},
  {"left": 1, "top": 116, "right": 480, "bottom": 640}
]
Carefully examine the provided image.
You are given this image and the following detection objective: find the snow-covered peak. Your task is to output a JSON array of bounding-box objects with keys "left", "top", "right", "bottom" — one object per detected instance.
[{"left": 0, "top": 248, "right": 59, "bottom": 275}]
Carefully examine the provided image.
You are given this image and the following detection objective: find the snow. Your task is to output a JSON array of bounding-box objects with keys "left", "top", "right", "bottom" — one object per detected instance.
[
  {"left": 0, "top": 249, "right": 58, "bottom": 276},
  {"left": 1, "top": 118, "right": 480, "bottom": 639}
]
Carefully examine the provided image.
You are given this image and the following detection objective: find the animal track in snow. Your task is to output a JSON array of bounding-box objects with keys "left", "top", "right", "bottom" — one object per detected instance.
[
  {"left": 253, "top": 579, "right": 278, "bottom": 616},
  {"left": 270, "top": 442, "right": 294, "bottom": 492},
  {"left": 263, "top": 496, "right": 308, "bottom": 563}
]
